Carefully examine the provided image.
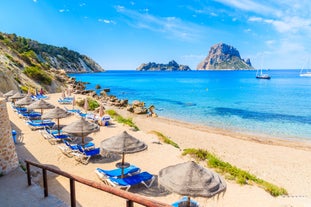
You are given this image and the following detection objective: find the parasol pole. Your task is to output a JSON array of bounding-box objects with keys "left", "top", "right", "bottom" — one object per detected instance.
[
  {"left": 187, "top": 196, "right": 191, "bottom": 207},
  {"left": 57, "top": 119, "right": 60, "bottom": 136},
  {"left": 121, "top": 152, "right": 125, "bottom": 178}
]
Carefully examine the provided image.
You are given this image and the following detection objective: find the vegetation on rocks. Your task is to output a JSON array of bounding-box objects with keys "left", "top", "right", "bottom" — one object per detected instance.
[{"left": 23, "top": 66, "right": 52, "bottom": 85}]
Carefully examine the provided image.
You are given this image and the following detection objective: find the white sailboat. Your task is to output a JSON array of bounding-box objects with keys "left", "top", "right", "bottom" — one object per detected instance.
[
  {"left": 256, "top": 55, "right": 271, "bottom": 79},
  {"left": 256, "top": 68, "right": 271, "bottom": 79},
  {"left": 299, "top": 58, "right": 311, "bottom": 77}
]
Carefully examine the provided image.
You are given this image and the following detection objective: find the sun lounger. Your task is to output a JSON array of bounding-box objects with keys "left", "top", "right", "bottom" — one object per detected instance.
[
  {"left": 64, "top": 106, "right": 80, "bottom": 114},
  {"left": 18, "top": 111, "right": 41, "bottom": 119},
  {"left": 95, "top": 165, "right": 141, "bottom": 179},
  {"left": 72, "top": 145, "right": 101, "bottom": 164},
  {"left": 58, "top": 140, "right": 95, "bottom": 157},
  {"left": 13, "top": 106, "right": 27, "bottom": 113},
  {"left": 171, "top": 196, "right": 200, "bottom": 207},
  {"left": 32, "top": 94, "right": 48, "bottom": 100},
  {"left": 104, "top": 171, "right": 155, "bottom": 191},
  {"left": 26, "top": 119, "right": 55, "bottom": 130},
  {"left": 58, "top": 97, "right": 73, "bottom": 104},
  {"left": 47, "top": 133, "right": 71, "bottom": 145}
]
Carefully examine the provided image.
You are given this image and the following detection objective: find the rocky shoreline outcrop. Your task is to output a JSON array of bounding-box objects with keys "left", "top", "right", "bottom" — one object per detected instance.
[{"left": 69, "top": 79, "right": 152, "bottom": 116}]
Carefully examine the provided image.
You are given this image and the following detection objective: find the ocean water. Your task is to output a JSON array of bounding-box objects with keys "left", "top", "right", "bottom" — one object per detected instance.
[{"left": 70, "top": 70, "right": 311, "bottom": 141}]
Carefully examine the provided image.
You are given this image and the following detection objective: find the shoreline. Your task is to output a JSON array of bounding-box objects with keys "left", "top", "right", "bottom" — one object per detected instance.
[{"left": 110, "top": 105, "right": 311, "bottom": 151}]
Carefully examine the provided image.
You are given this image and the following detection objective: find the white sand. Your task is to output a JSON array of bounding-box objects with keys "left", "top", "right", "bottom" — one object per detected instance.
[{"left": 8, "top": 93, "right": 311, "bottom": 207}]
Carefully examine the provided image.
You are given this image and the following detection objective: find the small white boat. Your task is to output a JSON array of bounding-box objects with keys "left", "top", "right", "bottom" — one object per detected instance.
[
  {"left": 299, "top": 57, "right": 311, "bottom": 77},
  {"left": 300, "top": 72, "right": 311, "bottom": 77},
  {"left": 256, "top": 69, "right": 271, "bottom": 79}
]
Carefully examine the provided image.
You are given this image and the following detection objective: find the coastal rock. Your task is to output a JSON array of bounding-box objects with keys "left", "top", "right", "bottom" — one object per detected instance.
[
  {"left": 197, "top": 43, "right": 253, "bottom": 70},
  {"left": 137, "top": 60, "right": 191, "bottom": 71},
  {"left": 0, "top": 32, "right": 104, "bottom": 94},
  {"left": 133, "top": 107, "right": 148, "bottom": 114}
]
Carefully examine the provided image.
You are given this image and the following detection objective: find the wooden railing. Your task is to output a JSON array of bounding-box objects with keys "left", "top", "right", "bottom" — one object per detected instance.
[{"left": 25, "top": 160, "right": 171, "bottom": 207}]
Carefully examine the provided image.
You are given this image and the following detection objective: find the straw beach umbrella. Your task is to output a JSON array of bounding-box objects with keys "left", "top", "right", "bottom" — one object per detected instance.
[
  {"left": 27, "top": 99, "right": 55, "bottom": 115},
  {"left": 10, "top": 91, "right": 25, "bottom": 104},
  {"left": 62, "top": 117, "right": 99, "bottom": 144},
  {"left": 101, "top": 131, "right": 147, "bottom": 177},
  {"left": 3, "top": 90, "right": 16, "bottom": 98},
  {"left": 15, "top": 95, "right": 34, "bottom": 106},
  {"left": 158, "top": 161, "right": 226, "bottom": 207},
  {"left": 42, "top": 106, "right": 71, "bottom": 135}
]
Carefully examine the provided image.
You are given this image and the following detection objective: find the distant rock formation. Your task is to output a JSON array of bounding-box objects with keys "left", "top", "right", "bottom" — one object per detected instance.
[
  {"left": 197, "top": 43, "right": 253, "bottom": 70},
  {"left": 137, "top": 60, "right": 191, "bottom": 71}
]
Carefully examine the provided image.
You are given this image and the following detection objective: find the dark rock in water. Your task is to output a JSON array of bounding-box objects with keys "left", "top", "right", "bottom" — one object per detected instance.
[
  {"left": 197, "top": 43, "right": 254, "bottom": 70},
  {"left": 137, "top": 60, "right": 191, "bottom": 71}
]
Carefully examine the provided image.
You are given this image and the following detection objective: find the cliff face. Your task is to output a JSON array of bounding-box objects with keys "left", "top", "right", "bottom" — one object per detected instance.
[
  {"left": 137, "top": 60, "right": 191, "bottom": 71},
  {"left": 0, "top": 32, "right": 104, "bottom": 93},
  {"left": 197, "top": 43, "right": 253, "bottom": 70}
]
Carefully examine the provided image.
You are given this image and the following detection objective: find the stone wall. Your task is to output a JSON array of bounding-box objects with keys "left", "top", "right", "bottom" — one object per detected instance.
[{"left": 0, "top": 98, "right": 19, "bottom": 174}]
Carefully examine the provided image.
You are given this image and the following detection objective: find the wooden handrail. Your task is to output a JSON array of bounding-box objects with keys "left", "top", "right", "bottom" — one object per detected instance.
[{"left": 25, "top": 160, "right": 171, "bottom": 207}]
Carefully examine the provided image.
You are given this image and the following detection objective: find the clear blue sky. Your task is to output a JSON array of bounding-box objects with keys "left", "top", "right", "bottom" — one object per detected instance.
[{"left": 0, "top": 0, "right": 310, "bottom": 70}]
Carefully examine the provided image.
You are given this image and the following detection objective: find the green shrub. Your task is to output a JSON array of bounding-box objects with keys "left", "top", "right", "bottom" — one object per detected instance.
[
  {"left": 88, "top": 98, "right": 99, "bottom": 110},
  {"left": 183, "top": 148, "right": 288, "bottom": 196},
  {"left": 23, "top": 66, "right": 52, "bottom": 85},
  {"left": 106, "top": 109, "right": 139, "bottom": 131},
  {"left": 150, "top": 130, "right": 179, "bottom": 148},
  {"left": 76, "top": 98, "right": 99, "bottom": 111}
]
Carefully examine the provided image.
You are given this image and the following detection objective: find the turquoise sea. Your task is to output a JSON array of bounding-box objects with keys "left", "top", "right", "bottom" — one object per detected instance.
[{"left": 70, "top": 70, "right": 311, "bottom": 142}]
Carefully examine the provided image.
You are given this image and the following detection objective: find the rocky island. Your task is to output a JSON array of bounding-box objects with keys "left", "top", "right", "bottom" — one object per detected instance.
[
  {"left": 137, "top": 60, "right": 191, "bottom": 71},
  {"left": 197, "top": 43, "right": 253, "bottom": 70}
]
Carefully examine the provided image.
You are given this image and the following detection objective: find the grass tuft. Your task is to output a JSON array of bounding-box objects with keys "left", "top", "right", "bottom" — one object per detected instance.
[
  {"left": 106, "top": 109, "right": 139, "bottom": 131},
  {"left": 183, "top": 148, "right": 288, "bottom": 196},
  {"left": 149, "top": 130, "right": 179, "bottom": 148}
]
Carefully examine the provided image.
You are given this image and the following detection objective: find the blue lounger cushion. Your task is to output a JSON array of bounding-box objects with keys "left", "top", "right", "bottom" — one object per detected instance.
[
  {"left": 27, "top": 120, "right": 55, "bottom": 129},
  {"left": 171, "top": 196, "right": 200, "bottom": 207},
  {"left": 96, "top": 165, "right": 140, "bottom": 178},
  {"left": 107, "top": 172, "right": 155, "bottom": 191}
]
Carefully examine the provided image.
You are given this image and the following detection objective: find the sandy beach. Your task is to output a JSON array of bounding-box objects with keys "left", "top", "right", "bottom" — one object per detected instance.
[{"left": 8, "top": 92, "right": 311, "bottom": 207}]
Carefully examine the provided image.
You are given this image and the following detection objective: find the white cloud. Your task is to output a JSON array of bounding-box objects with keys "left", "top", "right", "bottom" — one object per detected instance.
[
  {"left": 214, "top": 0, "right": 276, "bottom": 15},
  {"left": 265, "top": 40, "right": 275, "bottom": 46},
  {"left": 33, "top": 0, "right": 37, "bottom": 3},
  {"left": 80, "top": 3, "right": 86, "bottom": 7},
  {"left": 249, "top": 15, "right": 311, "bottom": 34},
  {"left": 59, "top": 9, "right": 69, "bottom": 13},
  {"left": 115, "top": 6, "right": 206, "bottom": 41},
  {"left": 98, "top": 19, "right": 116, "bottom": 24},
  {"left": 248, "top": 16, "right": 263, "bottom": 22}
]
